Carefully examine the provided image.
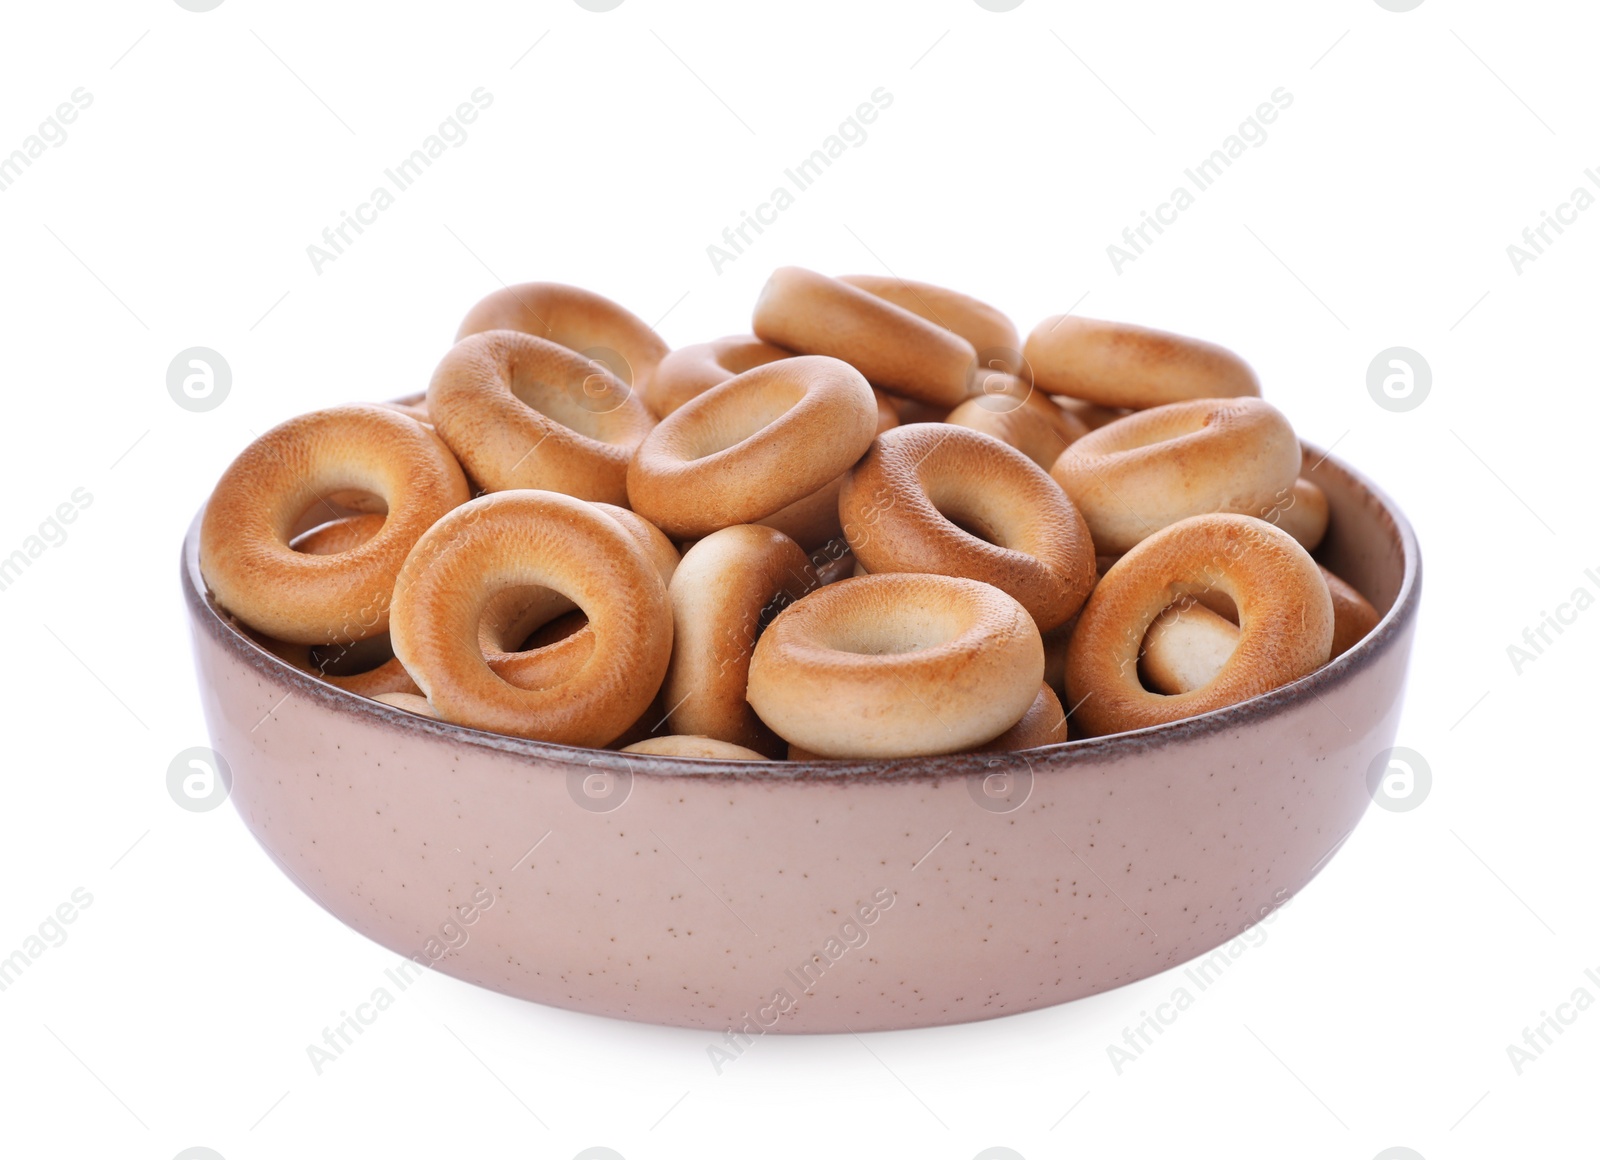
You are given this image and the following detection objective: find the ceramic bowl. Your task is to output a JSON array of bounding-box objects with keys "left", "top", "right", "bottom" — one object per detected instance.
[{"left": 182, "top": 443, "right": 1419, "bottom": 1034}]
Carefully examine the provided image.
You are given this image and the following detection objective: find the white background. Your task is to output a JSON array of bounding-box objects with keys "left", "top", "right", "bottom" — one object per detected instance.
[{"left": 0, "top": 0, "right": 1595, "bottom": 1157}]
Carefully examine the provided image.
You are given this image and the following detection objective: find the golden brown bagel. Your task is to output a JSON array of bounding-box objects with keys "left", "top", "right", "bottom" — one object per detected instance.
[
  {"left": 621, "top": 735, "right": 769, "bottom": 760},
  {"left": 839, "top": 424, "right": 1097, "bottom": 631},
  {"left": 1024, "top": 316, "right": 1260, "bottom": 409},
  {"left": 478, "top": 503, "right": 678, "bottom": 690},
  {"left": 748, "top": 573, "right": 1043, "bottom": 758},
  {"left": 1323, "top": 565, "right": 1380, "bottom": 657},
  {"left": 373, "top": 691, "right": 438, "bottom": 717},
  {"left": 252, "top": 515, "right": 422, "bottom": 697},
  {"left": 754, "top": 385, "right": 897, "bottom": 550},
  {"left": 389, "top": 491, "right": 673, "bottom": 746},
  {"left": 1260, "top": 476, "right": 1329, "bottom": 552},
  {"left": 973, "top": 683, "right": 1068, "bottom": 751},
  {"left": 455, "top": 281, "right": 669, "bottom": 396},
  {"left": 427, "top": 330, "right": 655, "bottom": 505},
  {"left": 661, "top": 525, "right": 810, "bottom": 757},
  {"left": 628, "top": 355, "right": 877, "bottom": 539},
  {"left": 752, "top": 267, "right": 977, "bottom": 407},
  {"left": 946, "top": 389, "right": 1089, "bottom": 472},
  {"left": 1137, "top": 599, "right": 1241, "bottom": 696},
  {"left": 1065, "top": 515, "right": 1333, "bottom": 736},
  {"left": 645, "top": 335, "right": 793, "bottom": 417},
  {"left": 1050, "top": 397, "right": 1301, "bottom": 555},
  {"left": 201, "top": 404, "right": 470, "bottom": 645},
  {"left": 837, "top": 274, "right": 1022, "bottom": 375}
]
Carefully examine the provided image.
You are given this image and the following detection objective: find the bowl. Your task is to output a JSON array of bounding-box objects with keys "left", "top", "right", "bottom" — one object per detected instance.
[{"left": 182, "top": 442, "right": 1419, "bottom": 1034}]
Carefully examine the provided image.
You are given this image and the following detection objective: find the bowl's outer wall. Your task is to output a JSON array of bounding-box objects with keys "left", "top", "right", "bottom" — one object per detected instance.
[{"left": 186, "top": 447, "right": 1419, "bottom": 1034}]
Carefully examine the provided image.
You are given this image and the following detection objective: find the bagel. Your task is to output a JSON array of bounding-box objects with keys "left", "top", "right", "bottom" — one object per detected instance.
[
  {"left": 478, "top": 503, "right": 678, "bottom": 690},
  {"left": 837, "top": 274, "right": 1022, "bottom": 375},
  {"left": 1139, "top": 560, "right": 1378, "bottom": 695},
  {"left": 661, "top": 525, "right": 810, "bottom": 757},
  {"left": 389, "top": 490, "right": 673, "bottom": 746},
  {"left": 974, "top": 683, "right": 1067, "bottom": 751},
  {"left": 645, "top": 335, "right": 793, "bottom": 417},
  {"left": 251, "top": 515, "right": 422, "bottom": 697},
  {"left": 752, "top": 267, "right": 976, "bottom": 407},
  {"left": 1023, "top": 316, "right": 1260, "bottom": 408},
  {"left": 373, "top": 691, "right": 438, "bottom": 717},
  {"left": 1138, "top": 599, "right": 1241, "bottom": 696},
  {"left": 1065, "top": 514, "right": 1333, "bottom": 736},
  {"left": 427, "top": 330, "right": 655, "bottom": 505},
  {"left": 621, "top": 735, "right": 768, "bottom": 760},
  {"left": 627, "top": 355, "right": 878, "bottom": 539},
  {"left": 1050, "top": 397, "right": 1301, "bottom": 555},
  {"left": 1054, "top": 395, "right": 1129, "bottom": 431},
  {"left": 789, "top": 683, "right": 1068, "bottom": 758},
  {"left": 200, "top": 404, "right": 470, "bottom": 645},
  {"left": 946, "top": 388, "right": 1089, "bottom": 472},
  {"left": 455, "top": 281, "right": 669, "bottom": 396},
  {"left": 381, "top": 397, "right": 432, "bottom": 427},
  {"left": 747, "top": 573, "right": 1043, "bottom": 758},
  {"left": 1261, "top": 476, "right": 1329, "bottom": 552},
  {"left": 754, "top": 386, "right": 897, "bottom": 550},
  {"left": 839, "top": 423, "right": 1097, "bottom": 631},
  {"left": 1324, "top": 565, "right": 1380, "bottom": 657}
]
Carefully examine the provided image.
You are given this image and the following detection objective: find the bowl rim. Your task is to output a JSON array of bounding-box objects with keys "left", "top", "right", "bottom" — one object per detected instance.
[{"left": 182, "top": 440, "right": 1421, "bottom": 782}]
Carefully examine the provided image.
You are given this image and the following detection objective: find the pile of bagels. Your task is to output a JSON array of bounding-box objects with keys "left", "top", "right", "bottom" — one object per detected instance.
[{"left": 199, "top": 267, "right": 1379, "bottom": 761}]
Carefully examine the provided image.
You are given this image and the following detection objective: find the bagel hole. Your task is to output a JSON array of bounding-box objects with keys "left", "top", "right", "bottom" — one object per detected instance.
[
  {"left": 507, "top": 361, "right": 630, "bottom": 433},
  {"left": 514, "top": 609, "right": 589, "bottom": 652},
  {"left": 309, "top": 632, "right": 398, "bottom": 677},
  {"left": 821, "top": 603, "right": 961, "bottom": 656},
  {"left": 682, "top": 388, "right": 798, "bottom": 461},
  {"left": 288, "top": 492, "right": 387, "bottom": 544},
  {"left": 479, "top": 585, "right": 585, "bottom": 654},
  {"left": 927, "top": 487, "right": 1007, "bottom": 549}
]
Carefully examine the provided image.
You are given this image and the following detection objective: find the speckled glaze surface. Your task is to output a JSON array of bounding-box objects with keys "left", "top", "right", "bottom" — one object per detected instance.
[{"left": 183, "top": 445, "right": 1419, "bottom": 1033}]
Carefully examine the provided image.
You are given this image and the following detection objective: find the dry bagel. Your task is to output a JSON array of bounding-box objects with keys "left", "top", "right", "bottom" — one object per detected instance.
[
  {"left": 748, "top": 573, "right": 1043, "bottom": 758},
  {"left": 840, "top": 423, "right": 1097, "bottom": 631},
  {"left": 201, "top": 404, "right": 470, "bottom": 645}
]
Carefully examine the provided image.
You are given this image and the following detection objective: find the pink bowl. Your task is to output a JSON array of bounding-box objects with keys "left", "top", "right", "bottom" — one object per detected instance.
[{"left": 182, "top": 444, "right": 1419, "bottom": 1033}]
